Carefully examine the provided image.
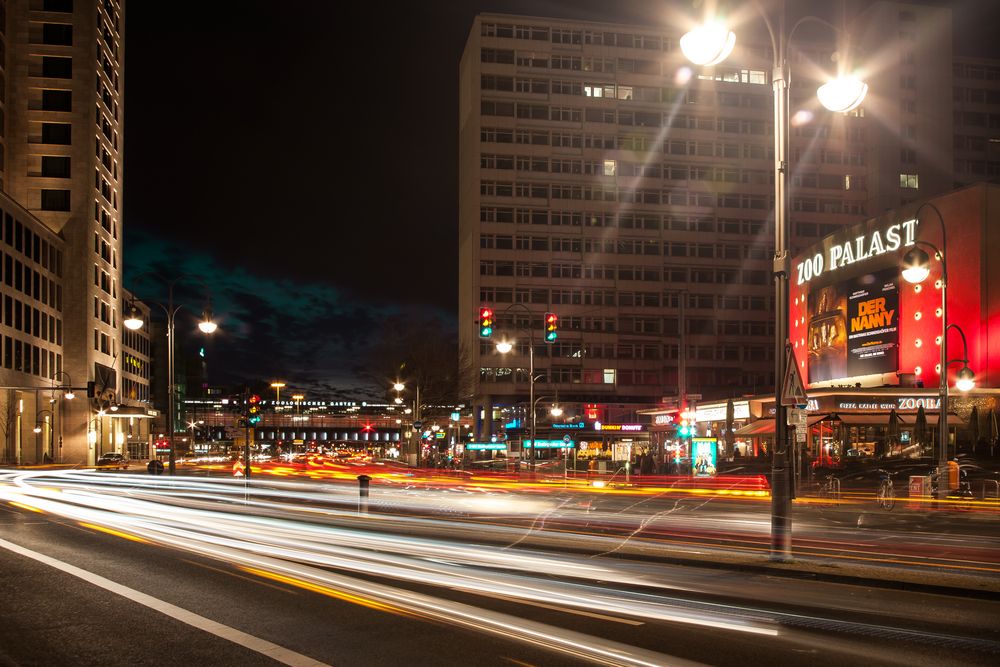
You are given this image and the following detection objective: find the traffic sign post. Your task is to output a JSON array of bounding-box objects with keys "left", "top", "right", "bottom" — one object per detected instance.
[{"left": 780, "top": 344, "right": 808, "bottom": 407}]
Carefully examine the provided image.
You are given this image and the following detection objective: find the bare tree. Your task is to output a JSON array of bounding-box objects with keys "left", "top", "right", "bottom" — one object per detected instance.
[{"left": 0, "top": 390, "right": 19, "bottom": 464}]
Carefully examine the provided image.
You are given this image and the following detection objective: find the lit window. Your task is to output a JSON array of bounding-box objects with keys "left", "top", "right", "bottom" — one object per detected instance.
[
  {"left": 603, "top": 368, "right": 615, "bottom": 384},
  {"left": 603, "top": 159, "right": 617, "bottom": 176},
  {"left": 844, "top": 175, "right": 851, "bottom": 190},
  {"left": 899, "top": 173, "right": 919, "bottom": 188}
]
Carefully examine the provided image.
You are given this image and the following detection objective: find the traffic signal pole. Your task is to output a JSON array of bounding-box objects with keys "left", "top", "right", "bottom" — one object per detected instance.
[{"left": 244, "top": 390, "right": 251, "bottom": 479}]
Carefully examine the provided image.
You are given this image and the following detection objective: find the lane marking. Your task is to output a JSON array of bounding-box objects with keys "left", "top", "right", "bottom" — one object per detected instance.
[{"left": 0, "top": 537, "right": 330, "bottom": 667}]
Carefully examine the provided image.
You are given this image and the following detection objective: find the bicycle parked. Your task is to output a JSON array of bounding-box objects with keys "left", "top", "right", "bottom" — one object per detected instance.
[
  {"left": 816, "top": 474, "right": 840, "bottom": 506},
  {"left": 876, "top": 468, "right": 897, "bottom": 510}
]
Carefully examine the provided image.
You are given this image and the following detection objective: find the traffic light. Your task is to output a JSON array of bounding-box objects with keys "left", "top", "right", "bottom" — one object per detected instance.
[
  {"left": 247, "top": 394, "right": 262, "bottom": 425},
  {"left": 479, "top": 307, "right": 494, "bottom": 338},
  {"left": 544, "top": 312, "right": 558, "bottom": 343}
]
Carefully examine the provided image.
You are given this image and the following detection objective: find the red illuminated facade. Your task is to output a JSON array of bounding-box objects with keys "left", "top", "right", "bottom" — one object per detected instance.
[{"left": 790, "top": 184, "right": 1000, "bottom": 392}]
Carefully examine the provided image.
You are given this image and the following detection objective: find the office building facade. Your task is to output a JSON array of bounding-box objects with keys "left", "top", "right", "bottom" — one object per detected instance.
[
  {"left": 0, "top": 0, "right": 124, "bottom": 463},
  {"left": 459, "top": 4, "right": 993, "bottom": 440}
]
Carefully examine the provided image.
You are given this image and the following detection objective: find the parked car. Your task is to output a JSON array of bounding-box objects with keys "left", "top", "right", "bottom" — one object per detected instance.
[{"left": 96, "top": 452, "right": 130, "bottom": 470}]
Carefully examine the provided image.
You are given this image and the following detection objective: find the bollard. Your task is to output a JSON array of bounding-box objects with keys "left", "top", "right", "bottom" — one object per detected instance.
[{"left": 357, "top": 474, "right": 371, "bottom": 514}]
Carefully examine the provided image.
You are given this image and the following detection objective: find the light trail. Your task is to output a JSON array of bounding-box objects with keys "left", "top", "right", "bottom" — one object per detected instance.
[{"left": 1, "top": 468, "right": 999, "bottom": 664}]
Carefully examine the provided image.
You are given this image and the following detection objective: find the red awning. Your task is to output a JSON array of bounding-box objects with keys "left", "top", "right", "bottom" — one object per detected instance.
[{"left": 734, "top": 419, "right": 774, "bottom": 436}]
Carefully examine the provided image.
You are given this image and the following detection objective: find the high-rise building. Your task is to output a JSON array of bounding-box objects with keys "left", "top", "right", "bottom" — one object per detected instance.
[
  {"left": 0, "top": 0, "right": 124, "bottom": 463},
  {"left": 458, "top": 4, "right": 998, "bottom": 440}
]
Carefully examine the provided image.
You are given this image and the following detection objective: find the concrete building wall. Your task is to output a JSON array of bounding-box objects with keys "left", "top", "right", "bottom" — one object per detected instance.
[
  {"left": 0, "top": 190, "right": 65, "bottom": 464},
  {"left": 3, "top": 0, "right": 124, "bottom": 464}
]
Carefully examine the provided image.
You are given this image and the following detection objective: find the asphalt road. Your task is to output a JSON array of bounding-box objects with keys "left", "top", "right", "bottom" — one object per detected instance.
[{"left": 1, "top": 469, "right": 999, "bottom": 666}]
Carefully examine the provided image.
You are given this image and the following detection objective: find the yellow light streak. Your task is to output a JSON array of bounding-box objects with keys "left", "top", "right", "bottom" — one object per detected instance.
[
  {"left": 78, "top": 522, "right": 150, "bottom": 543},
  {"left": 9, "top": 500, "right": 43, "bottom": 513},
  {"left": 239, "top": 566, "right": 415, "bottom": 617}
]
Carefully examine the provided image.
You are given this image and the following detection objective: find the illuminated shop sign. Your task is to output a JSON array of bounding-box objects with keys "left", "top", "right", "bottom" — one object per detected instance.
[
  {"left": 552, "top": 422, "right": 585, "bottom": 429},
  {"left": 467, "top": 442, "right": 506, "bottom": 451},
  {"left": 795, "top": 219, "right": 917, "bottom": 286},
  {"left": 523, "top": 439, "right": 573, "bottom": 449},
  {"left": 594, "top": 423, "right": 644, "bottom": 432},
  {"left": 654, "top": 414, "right": 675, "bottom": 425},
  {"left": 695, "top": 402, "right": 750, "bottom": 422},
  {"left": 897, "top": 396, "right": 941, "bottom": 410},
  {"left": 837, "top": 397, "right": 941, "bottom": 411}
]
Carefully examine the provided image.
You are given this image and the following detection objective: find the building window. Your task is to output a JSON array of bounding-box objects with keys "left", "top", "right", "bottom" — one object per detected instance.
[
  {"left": 603, "top": 159, "right": 617, "bottom": 176},
  {"left": 41, "top": 56, "right": 72, "bottom": 78},
  {"left": 40, "top": 190, "right": 71, "bottom": 211},
  {"left": 41, "top": 89, "right": 72, "bottom": 112},
  {"left": 899, "top": 173, "right": 919, "bottom": 189},
  {"left": 42, "top": 23, "right": 73, "bottom": 46},
  {"left": 41, "top": 156, "right": 71, "bottom": 178},
  {"left": 41, "top": 123, "right": 71, "bottom": 144}
]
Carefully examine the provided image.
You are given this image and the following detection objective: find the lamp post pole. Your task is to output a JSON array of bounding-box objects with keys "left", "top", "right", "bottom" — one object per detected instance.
[
  {"left": 770, "top": 8, "right": 795, "bottom": 563},
  {"left": 125, "top": 274, "right": 217, "bottom": 476},
  {"left": 681, "top": 2, "right": 869, "bottom": 561},
  {"left": 528, "top": 336, "right": 535, "bottom": 473},
  {"left": 903, "top": 203, "right": 952, "bottom": 493},
  {"left": 496, "top": 303, "right": 537, "bottom": 473},
  {"left": 166, "top": 290, "right": 181, "bottom": 475}
]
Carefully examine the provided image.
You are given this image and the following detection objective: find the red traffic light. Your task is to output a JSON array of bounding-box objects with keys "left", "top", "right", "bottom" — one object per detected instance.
[
  {"left": 479, "top": 306, "right": 494, "bottom": 338},
  {"left": 544, "top": 312, "right": 558, "bottom": 342},
  {"left": 248, "top": 394, "right": 261, "bottom": 404}
]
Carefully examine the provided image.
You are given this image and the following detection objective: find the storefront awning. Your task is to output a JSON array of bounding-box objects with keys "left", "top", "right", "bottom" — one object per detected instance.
[
  {"left": 733, "top": 419, "right": 773, "bottom": 436},
  {"left": 915, "top": 413, "right": 965, "bottom": 426},
  {"left": 734, "top": 415, "right": 832, "bottom": 437},
  {"left": 833, "top": 414, "right": 897, "bottom": 425}
]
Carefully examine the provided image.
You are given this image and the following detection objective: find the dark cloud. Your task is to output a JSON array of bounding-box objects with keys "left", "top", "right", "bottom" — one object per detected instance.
[{"left": 125, "top": 228, "right": 455, "bottom": 398}]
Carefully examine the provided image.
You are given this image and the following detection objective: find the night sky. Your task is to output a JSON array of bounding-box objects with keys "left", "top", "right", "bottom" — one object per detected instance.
[{"left": 123, "top": 1, "right": 1000, "bottom": 399}]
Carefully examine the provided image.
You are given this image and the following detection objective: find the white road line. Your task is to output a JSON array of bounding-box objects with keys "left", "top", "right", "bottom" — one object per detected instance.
[{"left": 0, "top": 537, "right": 330, "bottom": 667}]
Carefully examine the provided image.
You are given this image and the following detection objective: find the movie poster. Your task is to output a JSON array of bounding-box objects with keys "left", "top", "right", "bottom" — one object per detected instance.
[
  {"left": 807, "top": 269, "right": 898, "bottom": 382},
  {"left": 846, "top": 268, "right": 899, "bottom": 378},
  {"left": 807, "top": 284, "right": 848, "bottom": 382},
  {"left": 691, "top": 437, "right": 717, "bottom": 477}
]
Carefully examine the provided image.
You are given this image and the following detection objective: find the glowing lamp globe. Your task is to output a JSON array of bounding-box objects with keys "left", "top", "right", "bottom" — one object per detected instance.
[
  {"left": 680, "top": 22, "right": 736, "bottom": 66},
  {"left": 817, "top": 76, "right": 868, "bottom": 113}
]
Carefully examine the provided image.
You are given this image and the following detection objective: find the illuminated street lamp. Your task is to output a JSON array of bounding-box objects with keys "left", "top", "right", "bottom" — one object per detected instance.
[
  {"left": 391, "top": 380, "right": 421, "bottom": 465},
  {"left": 125, "top": 275, "right": 217, "bottom": 475},
  {"left": 682, "top": 2, "right": 867, "bottom": 562},
  {"left": 900, "top": 203, "right": 976, "bottom": 489},
  {"left": 270, "top": 381, "right": 286, "bottom": 404}
]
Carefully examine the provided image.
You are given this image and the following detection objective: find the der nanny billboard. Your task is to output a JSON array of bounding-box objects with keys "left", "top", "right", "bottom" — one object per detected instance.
[
  {"left": 808, "top": 268, "right": 899, "bottom": 382},
  {"left": 792, "top": 218, "right": 915, "bottom": 384}
]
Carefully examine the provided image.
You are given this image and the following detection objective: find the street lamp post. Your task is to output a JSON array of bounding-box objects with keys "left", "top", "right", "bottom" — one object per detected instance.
[
  {"left": 392, "top": 381, "right": 421, "bottom": 466},
  {"left": 901, "top": 202, "right": 976, "bottom": 496},
  {"left": 495, "top": 303, "right": 537, "bottom": 473},
  {"left": 125, "top": 275, "right": 217, "bottom": 475},
  {"left": 34, "top": 408, "right": 54, "bottom": 463},
  {"left": 50, "top": 371, "right": 75, "bottom": 463},
  {"left": 682, "top": 2, "right": 868, "bottom": 561}
]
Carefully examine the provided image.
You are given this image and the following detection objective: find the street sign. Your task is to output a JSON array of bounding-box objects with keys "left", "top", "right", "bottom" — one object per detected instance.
[
  {"left": 686, "top": 393, "right": 703, "bottom": 401},
  {"left": 412, "top": 420, "right": 423, "bottom": 430},
  {"left": 780, "top": 343, "right": 809, "bottom": 406}
]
